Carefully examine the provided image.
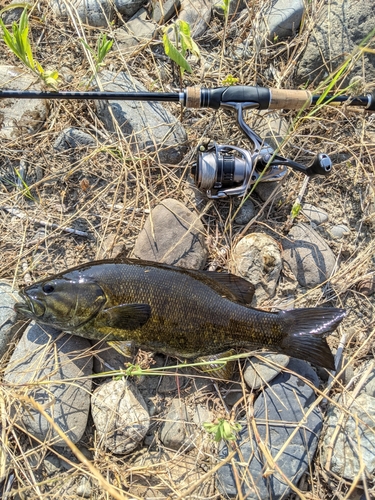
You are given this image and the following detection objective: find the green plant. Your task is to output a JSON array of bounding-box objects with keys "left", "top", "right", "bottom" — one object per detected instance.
[
  {"left": 162, "top": 20, "right": 200, "bottom": 79},
  {"left": 80, "top": 33, "right": 113, "bottom": 82},
  {"left": 203, "top": 418, "right": 241, "bottom": 443},
  {"left": 221, "top": 74, "right": 239, "bottom": 86},
  {"left": 0, "top": 8, "right": 58, "bottom": 87}
]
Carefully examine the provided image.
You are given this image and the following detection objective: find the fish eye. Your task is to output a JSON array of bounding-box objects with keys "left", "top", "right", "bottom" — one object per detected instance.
[{"left": 42, "top": 284, "right": 55, "bottom": 294}]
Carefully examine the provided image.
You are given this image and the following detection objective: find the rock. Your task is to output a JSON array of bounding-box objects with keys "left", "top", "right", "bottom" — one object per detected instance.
[
  {"left": 76, "top": 477, "right": 92, "bottom": 498},
  {"left": 282, "top": 223, "right": 336, "bottom": 288},
  {"left": 133, "top": 198, "right": 207, "bottom": 268},
  {"left": 114, "top": 15, "right": 158, "bottom": 49},
  {"left": 329, "top": 224, "right": 350, "bottom": 239},
  {"left": 158, "top": 373, "right": 188, "bottom": 394},
  {"left": 250, "top": 110, "right": 289, "bottom": 150},
  {"left": 254, "top": 180, "right": 283, "bottom": 203},
  {"left": 1, "top": 0, "right": 24, "bottom": 23},
  {"left": 152, "top": 0, "right": 181, "bottom": 24},
  {"left": 43, "top": 454, "right": 72, "bottom": 475},
  {"left": 95, "top": 70, "right": 187, "bottom": 164},
  {"left": 0, "top": 65, "right": 48, "bottom": 139},
  {"left": 218, "top": 359, "right": 322, "bottom": 499},
  {"left": 355, "top": 360, "right": 375, "bottom": 398},
  {"left": 234, "top": 199, "right": 256, "bottom": 225},
  {"left": 322, "top": 392, "right": 375, "bottom": 480},
  {"left": 160, "top": 399, "right": 192, "bottom": 450},
  {"left": 92, "top": 340, "right": 133, "bottom": 373},
  {"left": 232, "top": 233, "right": 282, "bottom": 306},
  {"left": 114, "top": 0, "right": 145, "bottom": 18},
  {"left": 91, "top": 378, "right": 150, "bottom": 454},
  {"left": 260, "top": 0, "right": 304, "bottom": 41},
  {"left": 357, "top": 275, "right": 375, "bottom": 296},
  {"left": 177, "top": 0, "right": 211, "bottom": 38},
  {"left": 0, "top": 282, "right": 27, "bottom": 360},
  {"left": 51, "top": 0, "right": 114, "bottom": 27},
  {"left": 53, "top": 128, "right": 96, "bottom": 151},
  {"left": 296, "top": 0, "right": 375, "bottom": 86},
  {"left": 302, "top": 203, "right": 329, "bottom": 225},
  {"left": 244, "top": 353, "right": 290, "bottom": 390},
  {"left": 4, "top": 323, "right": 92, "bottom": 446}
]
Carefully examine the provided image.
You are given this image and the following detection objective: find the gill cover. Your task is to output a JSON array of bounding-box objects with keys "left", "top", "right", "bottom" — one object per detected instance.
[{"left": 22, "top": 277, "right": 107, "bottom": 329}]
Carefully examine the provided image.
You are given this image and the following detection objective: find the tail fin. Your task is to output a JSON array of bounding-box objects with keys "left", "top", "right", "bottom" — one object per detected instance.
[{"left": 279, "top": 308, "right": 346, "bottom": 370}]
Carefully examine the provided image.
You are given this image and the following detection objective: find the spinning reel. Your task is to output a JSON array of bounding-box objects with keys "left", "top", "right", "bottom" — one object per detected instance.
[{"left": 191, "top": 102, "right": 332, "bottom": 199}]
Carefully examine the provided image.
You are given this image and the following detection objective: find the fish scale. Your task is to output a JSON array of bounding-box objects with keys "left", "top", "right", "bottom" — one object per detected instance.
[{"left": 15, "top": 258, "right": 346, "bottom": 370}]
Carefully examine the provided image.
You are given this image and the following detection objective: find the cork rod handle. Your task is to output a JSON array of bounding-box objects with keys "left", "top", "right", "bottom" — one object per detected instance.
[{"left": 269, "top": 88, "right": 312, "bottom": 110}]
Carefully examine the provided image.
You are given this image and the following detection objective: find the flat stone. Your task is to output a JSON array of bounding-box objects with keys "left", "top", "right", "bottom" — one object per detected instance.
[
  {"left": 232, "top": 233, "right": 282, "bottom": 306},
  {"left": 76, "top": 477, "right": 92, "bottom": 498},
  {"left": 133, "top": 198, "right": 207, "bottom": 268},
  {"left": 95, "top": 70, "right": 187, "bottom": 164},
  {"left": 0, "top": 65, "right": 48, "bottom": 139},
  {"left": 1, "top": 0, "right": 24, "bottom": 23},
  {"left": 160, "top": 399, "right": 192, "bottom": 450},
  {"left": 355, "top": 360, "right": 375, "bottom": 398},
  {"left": 329, "top": 224, "right": 350, "bottom": 239},
  {"left": 0, "top": 282, "right": 27, "bottom": 360},
  {"left": 177, "top": 0, "right": 211, "bottom": 38},
  {"left": 4, "top": 323, "right": 93, "bottom": 446},
  {"left": 244, "top": 353, "right": 290, "bottom": 390},
  {"left": 296, "top": 0, "right": 375, "bottom": 86},
  {"left": 92, "top": 340, "right": 133, "bottom": 373},
  {"left": 322, "top": 392, "right": 375, "bottom": 480},
  {"left": 254, "top": 180, "right": 283, "bottom": 203},
  {"left": 91, "top": 378, "right": 150, "bottom": 454},
  {"left": 114, "top": 17, "right": 158, "bottom": 48},
  {"left": 282, "top": 223, "right": 336, "bottom": 288},
  {"left": 51, "top": 0, "right": 114, "bottom": 27},
  {"left": 261, "top": 0, "right": 305, "bottom": 41},
  {"left": 152, "top": 0, "right": 181, "bottom": 24},
  {"left": 250, "top": 110, "right": 289, "bottom": 150},
  {"left": 53, "top": 128, "right": 96, "bottom": 151},
  {"left": 212, "top": 0, "right": 246, "bottom": 18},
  {"left": 302, "top": 203, "right": 329, "bottom": 225},
  {"left": 218, "top": 359, "right": 322, "bottom": 499},
  {"left": 234, "top": 199, "right": 256, "bottom": 225},
  {"left": 114, "top": 0, "right": 145, "bottom": 18}
]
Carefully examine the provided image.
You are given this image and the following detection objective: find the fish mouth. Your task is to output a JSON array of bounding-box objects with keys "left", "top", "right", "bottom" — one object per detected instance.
[{"left": 14, "top": 292, "right": 45, "bottom": 319}]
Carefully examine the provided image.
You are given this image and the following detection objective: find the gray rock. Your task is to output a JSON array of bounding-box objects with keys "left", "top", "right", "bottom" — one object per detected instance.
[
  {"left": 254, "top": 180, "right": 283, "bottom": 203},
  {"left": 91, "top": 378, "right": 150, "bottom": 454},
  {"left": 0, "top": 65, "right": 48, "bottom": 139},
  {"left": 114, "top": 15, "right": 158, "bottom": 48},
  {"left": 322, "top": 392, "right": 375, "bottom": 480},
  {"left": 0, "top": 282, "right": 27, "bottom": 360},
  {"left": 53, "top": 128, "right": 96, "bottom": 151},
  {"left": 355, "top": 360, "right": 375, "bottom": 398},
  {"left": 152, "top": 0, "right": 181, "bottom": 24},
  {"left": 4, "top": 323, "right": 93, "bottom": 446},
  {"left": 234, "top": 199, "right": 256, "bottom": 225},
  {"left": 218, "top": 359, "right": 322, "bottom": 499},
  {"left": 250, "top": 110, "right": 289, "bottom": 150},
  {"left": 282, "top": 223, "right": 336, "bottom": 288},
  {"left": 296, "top": 0, "right": 375, "bottom": 86},
  {"left": 260, "top": 0, "right": 304, "bottom": 41},
  {"left": 232, "top": 233, "right": 282, "bottom": 306},
  {"left": 160, "top": 399, "right": 192, "bottom": 450},
  {"left": 76, "top": 477, "right": 92, "bottom": 498},
  {"left": 133, "top": 198, "right": 207, "bottom": 268},
  {"left": 1, "top": 0, "right": 24, "bottom": 23},
  {"left": 114, "top": 0, "right": 145, "bottom": 18},
  {"left": 158, "top": 373, "right": 188, "bottom": 394},
  {"left": 51, "top": 0, "right": 114, "bottom": 27},
  {"left": 244, "top": 353, "right": 290, "bottom": 390},
  {"left": 92, "top": 340, "right": 133, "bottom": 373},
  {"left": 329, "top": 224, "right": 350, "bottom": 239},
  {"left": 302, "top": 203, "right": 329, "bottom": 225},
  {"left": 177, "top": 0, "right": 211, "bottom": 38},
  {"left": 95, "top": 70, "right": 187, "bottom": 164}
]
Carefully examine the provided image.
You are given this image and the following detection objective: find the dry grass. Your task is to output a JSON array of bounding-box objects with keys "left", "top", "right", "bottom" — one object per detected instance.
[{"left": 1, "top": 0, "right": 375, "bottom": 498}]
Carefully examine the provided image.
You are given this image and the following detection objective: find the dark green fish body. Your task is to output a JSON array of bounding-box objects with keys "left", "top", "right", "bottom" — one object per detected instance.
[{"left": 15, "top": 258, "right": 346, "bottom": 369}]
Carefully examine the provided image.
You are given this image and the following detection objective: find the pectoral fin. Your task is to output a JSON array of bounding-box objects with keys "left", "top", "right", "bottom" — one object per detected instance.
[
  {"left": 196, "top": 350, "right": 236, "bottom": 380},
  {"left": 97, "top": 303, "right": 151, "bottom": 330}
]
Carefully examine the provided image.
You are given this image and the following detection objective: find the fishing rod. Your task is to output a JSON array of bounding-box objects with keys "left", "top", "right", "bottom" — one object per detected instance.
[{"left": 2, "top": 85, "right": 374, "bottom": 198}]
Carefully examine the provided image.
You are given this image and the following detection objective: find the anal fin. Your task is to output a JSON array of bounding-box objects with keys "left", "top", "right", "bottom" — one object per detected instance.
[{"left": 196, "top": 350, "right": 236, "bottom": 380}]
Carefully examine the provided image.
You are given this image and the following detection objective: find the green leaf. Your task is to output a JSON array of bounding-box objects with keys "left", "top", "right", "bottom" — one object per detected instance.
[{"left": 163, "top": 31, "right": 192, "bottom": 73}]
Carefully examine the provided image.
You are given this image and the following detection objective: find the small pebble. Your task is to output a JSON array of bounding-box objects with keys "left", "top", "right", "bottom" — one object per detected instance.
[
  {"left": 234, "top": 199, "right": 256, "bottom": 225},
  {"left": 329, "top": 224, "right": 350, "bottom": 239},
  {"left": 76, "top": 477, "right": 92, "bottom": 498},
  {"left": 244, "top": 353, "right": 290, "bottom": 390},
  {"left": 302, "top": 203, "right": 329, "bottom": 225}
]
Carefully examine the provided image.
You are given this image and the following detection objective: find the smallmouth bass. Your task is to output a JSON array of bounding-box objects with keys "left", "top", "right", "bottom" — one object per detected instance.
[{"left": 14, "top": 258, "right": 346, "bottom": 370}]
